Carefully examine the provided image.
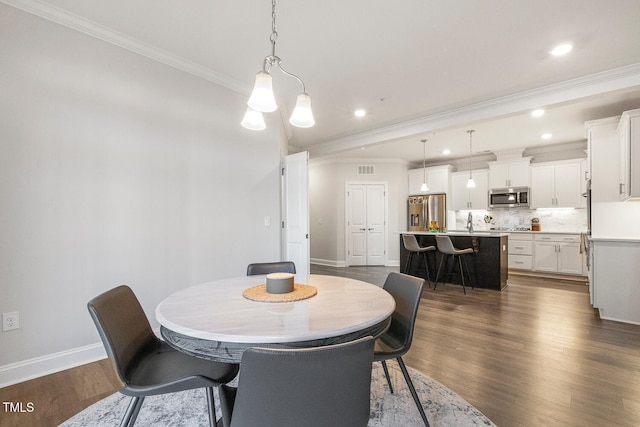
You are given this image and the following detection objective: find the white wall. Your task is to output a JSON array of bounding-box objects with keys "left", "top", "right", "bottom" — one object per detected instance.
[
  {"left": 589, "top": 117, "right": 640, "bottom": 239},
  {"left": 309, "top": 159, "right": 408, "bottom": 266},
  {"left": 0, "top": 6, "right": 284, "bottom": 380}
]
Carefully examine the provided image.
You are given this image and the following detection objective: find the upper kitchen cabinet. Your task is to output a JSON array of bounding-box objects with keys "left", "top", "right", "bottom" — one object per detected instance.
[
  {"left": 408, "top": 165, "right": 452, "bottom": 195},
  {"left": 587, "top": 116, "right": 620, "bottom": 203},
  {"left": 530, "top": 160, "right": 583, "bottom": 208},
  {"left": 618, "top": 108, "right": 640, "bottom": 200},
  {"left": 451, "top": 170, "right": 489, "bottom": 210},
  {"left": 488, "top": 158, "right": 531, "bottom": 189}
]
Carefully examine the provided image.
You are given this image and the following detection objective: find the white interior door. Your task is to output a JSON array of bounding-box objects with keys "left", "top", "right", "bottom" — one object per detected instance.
[
  {"left": 283, "top": 152, "right": 309, "bottom": 277},
  {"left": 346, "top": 183, "right": 387, "bottom": 266},
  {"left": 365, "top": 185, "right": 386, "bottom": 265},
  {"left": 347, "top": 185, "right": 367, "bottom": 265}
]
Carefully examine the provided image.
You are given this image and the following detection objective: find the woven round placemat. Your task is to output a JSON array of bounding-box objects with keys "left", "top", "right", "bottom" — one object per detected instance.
[{"left": 242, "top": 284, "right": 317, "bottom": 303}]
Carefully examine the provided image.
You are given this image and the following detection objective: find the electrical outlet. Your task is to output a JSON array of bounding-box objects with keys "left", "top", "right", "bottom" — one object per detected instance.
[{"left": 3, "top": 311, "right": 19, "bottom": 331}]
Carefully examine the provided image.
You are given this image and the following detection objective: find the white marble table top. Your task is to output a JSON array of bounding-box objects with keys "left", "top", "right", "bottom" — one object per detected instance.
[{"left": 156, "top": 274, "right": 395, "bottom": 344}]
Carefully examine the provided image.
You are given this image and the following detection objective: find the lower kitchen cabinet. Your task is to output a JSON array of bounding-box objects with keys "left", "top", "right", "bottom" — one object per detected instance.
[
  {"left": 533, "top": 234, "right": 583, "bottom": 275},
  {"left": 508, "top": 233, "right": 533, "bottom": 270},
  {"left": 591, "top": 238, "right": 640, "bottom": 324}
]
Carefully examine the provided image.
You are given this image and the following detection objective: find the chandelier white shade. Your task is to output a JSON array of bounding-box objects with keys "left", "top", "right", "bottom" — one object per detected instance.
[
  {"left": 240, "top": 108, "right": 266, "bottom": 131},
  {"left": 242, "top": 0, "right": 314, "bottom": 131},
  {"left": 247, "top": 72, "right": 278, "bottom": 112},
  {"left": 289, "top": 93, "right": 315, "bottom": 128}
]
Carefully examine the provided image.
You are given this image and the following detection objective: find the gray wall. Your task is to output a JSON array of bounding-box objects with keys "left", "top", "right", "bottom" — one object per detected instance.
[
  {"left": 309, "top": 159, "right": 409, "bottom": 266},
  {"left": 0, "top": 6, "right": 284, "bottom": 373}
]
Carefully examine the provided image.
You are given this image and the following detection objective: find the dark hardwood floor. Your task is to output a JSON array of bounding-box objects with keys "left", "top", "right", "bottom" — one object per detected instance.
[{"left": 2, "top": 266, "right": 639, "bottom": 426}]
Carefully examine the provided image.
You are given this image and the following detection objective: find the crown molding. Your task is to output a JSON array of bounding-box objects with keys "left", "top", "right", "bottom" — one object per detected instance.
[
  {"left": 309, "top": 62, "right": 640, "bottom": 157},
  {"left": 1, "top": 0, "right": 250, "bottom": 95},
  {"left": 309, "top": 157, "right": 410, "bottom": 167}
]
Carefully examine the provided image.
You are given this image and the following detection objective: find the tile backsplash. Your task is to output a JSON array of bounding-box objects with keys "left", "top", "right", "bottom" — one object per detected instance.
[{"left": 454, "top": 208, "right": 588, "bottom": 232}]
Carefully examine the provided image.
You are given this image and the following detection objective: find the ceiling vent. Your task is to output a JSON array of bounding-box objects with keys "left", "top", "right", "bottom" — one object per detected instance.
[{"left": 357, "top": 165, "right": 375, "bottom": 175}]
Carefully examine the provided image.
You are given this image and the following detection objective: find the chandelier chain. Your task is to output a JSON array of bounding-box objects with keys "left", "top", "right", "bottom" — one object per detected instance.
[
  {"left": 270, "top": 0, "right": 278, "bottom": 46},
  {"left": 467, "top": 130, "right": 474, "bottom": 179},
  {"left": 421, "top": 139, "right": 427, "bottom": 182}
]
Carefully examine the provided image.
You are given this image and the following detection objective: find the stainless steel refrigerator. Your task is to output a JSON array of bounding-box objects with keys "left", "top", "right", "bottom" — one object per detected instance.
[{"left": 408, "top": 194, "right": 447, "bottom": 231}]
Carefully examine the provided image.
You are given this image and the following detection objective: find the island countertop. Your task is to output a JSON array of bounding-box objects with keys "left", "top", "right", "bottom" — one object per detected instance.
[{"left": 402, "top": 230, "right": 509, "bottom": 237}]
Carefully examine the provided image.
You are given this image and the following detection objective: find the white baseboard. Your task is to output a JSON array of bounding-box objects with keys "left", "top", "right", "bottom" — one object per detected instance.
[
  {"left": 310, "top": 258, "right": 347, "bottom": 267},
  {"left": 0, "top": 343, "right": 107, "bottom": 388},
  {"left": 386, "top": 260, "right": 400, "bottom": 267}
]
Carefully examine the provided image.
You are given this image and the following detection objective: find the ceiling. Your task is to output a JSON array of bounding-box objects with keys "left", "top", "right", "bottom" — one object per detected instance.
[{"left": 5, "top": 0, "right": 640, "bottom": 165}]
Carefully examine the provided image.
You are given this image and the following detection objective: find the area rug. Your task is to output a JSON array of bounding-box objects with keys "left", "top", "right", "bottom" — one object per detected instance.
[{"left": 61, "top": 363, "right": 495, "bottom": 426}]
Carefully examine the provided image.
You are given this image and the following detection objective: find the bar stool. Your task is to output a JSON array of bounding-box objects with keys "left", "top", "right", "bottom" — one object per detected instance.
[
  {"left": 434, "top": 235, "right": 474, "bottom": 294},
  {"left": 402, "top": 234, "right": 436, "bottom": 286}
]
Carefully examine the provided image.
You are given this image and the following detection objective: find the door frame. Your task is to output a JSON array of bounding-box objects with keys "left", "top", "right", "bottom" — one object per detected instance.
[{"left": 344, "top": 181, "right": 389, "bottom": 267}]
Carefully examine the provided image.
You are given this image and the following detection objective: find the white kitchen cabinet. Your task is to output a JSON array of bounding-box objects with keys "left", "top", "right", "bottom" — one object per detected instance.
[
  {"left": 591, "top": 239, "right": 640, "bottom": 324},
  {"left": 533, "top": 234, "right": 583, "bottom": 275},
  {"left": 508, "top": 233, "right": 533, "bottom": 270},
  {"left": 488, "top": 159, "right": 531, "bottom": 189},
  {"left": 530, "top": 160, "right": 582, "bottom": 208},
  {"left": 618, "top": 108, "right": 640, "bottom": 200},
  {"left": 451, "top": 170, "right": 488, "bottom": 210},
  {"left": 587, "top": 116, "right": 621, "bottom": 204},
  {"left": 408, "top": 165, "right": 452, "bottom": 195}
]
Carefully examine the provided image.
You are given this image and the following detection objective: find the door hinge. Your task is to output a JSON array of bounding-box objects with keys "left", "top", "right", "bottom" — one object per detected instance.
[
  {"left": 281, "top": 167, "right": 285, "bottom": 176},
  {"left": 281, "top": 221, "right": 285, "bottom": 228}
]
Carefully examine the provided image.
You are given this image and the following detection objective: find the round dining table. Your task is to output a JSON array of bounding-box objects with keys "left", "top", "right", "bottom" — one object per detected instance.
[{"left": 156, "top": 274, "right": 395, "bottom": 363}]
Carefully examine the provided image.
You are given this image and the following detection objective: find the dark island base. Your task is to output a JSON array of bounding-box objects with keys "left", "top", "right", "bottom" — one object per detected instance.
[{"left": 400, "top": 234, "right": 508, "bottom": 291}]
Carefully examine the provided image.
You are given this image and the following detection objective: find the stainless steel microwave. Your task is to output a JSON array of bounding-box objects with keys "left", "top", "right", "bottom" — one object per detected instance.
[{"left": 489, "top": 187, "right": 530, "bottom": 208}]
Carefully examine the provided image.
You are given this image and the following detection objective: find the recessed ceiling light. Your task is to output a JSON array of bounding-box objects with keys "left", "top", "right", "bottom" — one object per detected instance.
[
  {"left": 531, "top": 109, "right": 545, "bottom": 117},
  {"left": 442, "top": 149, "right": 451, "bottom": 155},
  {"left": 354, "top": 109, "right": 366, "bottom": 118},
  {"left": 541, "top": 133, "right": 552, "bottom": 140},
  {"left": 550, "top": 43, "right": 573, "bottom": 56}
]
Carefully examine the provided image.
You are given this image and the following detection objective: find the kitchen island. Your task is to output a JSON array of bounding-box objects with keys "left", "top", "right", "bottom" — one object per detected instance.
[{"left": 400, "top": 231, "right": 508, "bottom": 291}]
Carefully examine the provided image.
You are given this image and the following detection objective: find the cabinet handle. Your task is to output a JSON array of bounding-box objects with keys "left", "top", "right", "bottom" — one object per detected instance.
[
  {"left": 360, "top": 228, "right": 366, "bottom": 231},
  {"left": 620, "top": 183, "right": 625, "bottom": 195},
  {"left": 515, "top": 246, "right": 524, "bottom": 249},
  {"left": 515, "top": 261, "right": 524, "bottom": 264}
]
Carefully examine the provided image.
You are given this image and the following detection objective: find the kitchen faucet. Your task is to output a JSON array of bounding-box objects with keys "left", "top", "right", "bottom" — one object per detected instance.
[{"left": 467, "top": 212, "right": 474, "bottom": 233}]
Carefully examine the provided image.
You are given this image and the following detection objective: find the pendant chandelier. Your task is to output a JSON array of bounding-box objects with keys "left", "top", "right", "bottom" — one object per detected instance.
[
  {"left": 466, "top": 130, "right": 476, "bottom": 188},
  {"left": 420, "top": 139, "right": 429, "bottom": 192},
  {"left": 241, "top": 0, "right": 315, "bottom": 131}
]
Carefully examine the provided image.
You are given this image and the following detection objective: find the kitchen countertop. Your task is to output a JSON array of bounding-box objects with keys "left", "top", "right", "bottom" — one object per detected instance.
[{"left": 402, "top": 230, "right": 509, "bottom": 237}]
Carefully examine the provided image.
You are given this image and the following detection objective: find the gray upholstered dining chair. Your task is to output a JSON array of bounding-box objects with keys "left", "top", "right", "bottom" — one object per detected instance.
[
  {"left": 434, "top": 234, "right": 475, "bottom": 294},
  {"left": 246, "top": 261, "right": 296, "bottom": 276},
  {"left": 375, "top": 272, "right": 430, "bottom": 426},
  {"left": 87, "top": 285, "right": 239, "bottom": 427},
  {"left": 402, "top": 234, "right": 436, "bottom": 286},
  {"left": 218, "top": 336, "right": 375, "bottom": 427}
]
